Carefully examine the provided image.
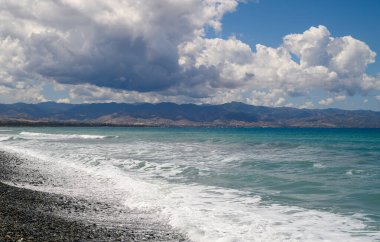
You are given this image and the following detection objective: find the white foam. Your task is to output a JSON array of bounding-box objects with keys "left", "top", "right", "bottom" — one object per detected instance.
[
  {"left": 0, "top": 136, "right": 15, "bottom": 142},
  {"left": 113, "top": 175, "right": 373, "bottom": 242},
  {"left": 0, "top": 141, "right": 378, "bottom": 242},
  {"left": 0, "top": 136, "right": 10, "bottom": 141},
  {"left": 313, "top": 163, "right": 326, "bottom": 169},
  {"left": 19, "top": 131, "right": 116, "bottom": 140},
  {"left": 346, "top": 169, "right": 366, "bottom": 176}
]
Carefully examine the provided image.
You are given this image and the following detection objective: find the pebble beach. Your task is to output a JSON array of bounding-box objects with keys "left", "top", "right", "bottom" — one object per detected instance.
[{"left": 0, "top": 150, "right": 187, "bottom": 242}]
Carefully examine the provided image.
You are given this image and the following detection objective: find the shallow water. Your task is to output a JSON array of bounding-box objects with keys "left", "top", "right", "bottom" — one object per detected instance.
[{"left": 1, "top": 127, "right": 379, "bottom": 241}]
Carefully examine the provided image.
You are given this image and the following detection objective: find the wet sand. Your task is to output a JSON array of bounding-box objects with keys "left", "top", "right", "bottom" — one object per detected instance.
[{"left": 0, "top": 150, "right": 187, "bottom": 242}]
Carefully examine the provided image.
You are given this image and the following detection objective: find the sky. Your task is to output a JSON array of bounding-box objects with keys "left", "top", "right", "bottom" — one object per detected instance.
[{"left": 0, "top": 0, "right": 379, "bottom": 110}]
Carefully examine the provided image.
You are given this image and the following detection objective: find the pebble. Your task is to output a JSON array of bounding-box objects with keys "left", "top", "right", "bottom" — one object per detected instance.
[{"left": 0, "top": 150, "right": 188, "bottom": 241}]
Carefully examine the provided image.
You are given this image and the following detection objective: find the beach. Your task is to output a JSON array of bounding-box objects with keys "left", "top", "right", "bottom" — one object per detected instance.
[
  {"left": 0, "top": 128, "right": 379, "bottom": 241},
  {"left": 0, "top": 150, "right": 187, "bottom": 242}
]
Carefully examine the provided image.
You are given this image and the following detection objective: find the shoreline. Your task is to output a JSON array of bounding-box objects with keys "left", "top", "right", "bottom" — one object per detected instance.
[{"left": 0, "top": 150, "right": 187, "bottom": 242}]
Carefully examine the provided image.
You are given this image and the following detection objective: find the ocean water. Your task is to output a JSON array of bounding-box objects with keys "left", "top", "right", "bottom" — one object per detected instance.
[{"left": 0, "top": 127, "right": 379, "bottom": 241}]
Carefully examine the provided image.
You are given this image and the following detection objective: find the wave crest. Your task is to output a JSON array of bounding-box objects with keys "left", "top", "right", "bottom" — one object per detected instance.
[
  {"left": 0, "top": 136, "right": 15, "bottom": 142},
  {"left": 19, "top": 132, "right": 117, "bottom": 140}
]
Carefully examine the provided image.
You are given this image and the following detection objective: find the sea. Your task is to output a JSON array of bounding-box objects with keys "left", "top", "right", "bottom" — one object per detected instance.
[{"left": 0, "top": 127, "right": 379, "bottom": 241}]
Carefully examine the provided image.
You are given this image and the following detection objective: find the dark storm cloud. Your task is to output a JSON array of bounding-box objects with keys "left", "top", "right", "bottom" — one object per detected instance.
[
  {"left": 0, "top": 0, "right": 239, "bottom": 93},
  {"left": 0, "top": 0, "right": 378, "bottom": 106}
]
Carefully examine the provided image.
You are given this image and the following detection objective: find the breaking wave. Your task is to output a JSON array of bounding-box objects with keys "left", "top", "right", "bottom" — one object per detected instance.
[{"left": 19, "top": 132, "right": 118, "bottom": 140}]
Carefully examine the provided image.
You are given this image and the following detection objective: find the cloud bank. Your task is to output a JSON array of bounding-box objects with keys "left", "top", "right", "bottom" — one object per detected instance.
[{"left": 0, "top": 0, "right": 379, "bottom": 107}]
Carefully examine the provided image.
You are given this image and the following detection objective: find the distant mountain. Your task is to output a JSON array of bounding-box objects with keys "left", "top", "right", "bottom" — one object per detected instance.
[{"left": 0, "top": 102, "right": 379, "bottom": 128}]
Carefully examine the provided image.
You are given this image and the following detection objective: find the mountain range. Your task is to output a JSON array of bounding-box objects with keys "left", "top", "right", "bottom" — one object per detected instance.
[{"left": 0, "top": 102, "right": 379, "bottom": 128}]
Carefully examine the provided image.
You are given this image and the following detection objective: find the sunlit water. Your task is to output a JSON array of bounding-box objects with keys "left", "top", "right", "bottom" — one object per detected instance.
[{"left": 0, "top": 127, "right": 379, "bottom": 241}]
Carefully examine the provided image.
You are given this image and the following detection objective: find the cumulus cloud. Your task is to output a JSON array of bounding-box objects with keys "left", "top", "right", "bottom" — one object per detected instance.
[
  {"left": 178, "top": 25, "right": 378, "bottom": 105},
  {"left": 318, "top": 95, "right": 347, "bottom": 106},
  {"left": 56, "top": 98, "right": 71, "bottom": 104},
  {"left": 299, "top": 101, "right": 314, "bottom": 109},
  {"left": 0, "top": 82, "right": 46, "bottom": 103},
  {"left": 319, "top": 97, "right": 335, "bottom": 106},
  {"left": 0, "top": 1, "right": 379, "bottom": 107},
  {"left": 187, "top": 25, "right": 377, "bottom": 94},
  {"left": 334, "top": 95, "right": 347, "bottom": 101},
  {"left": 0, "top": 0, "right": 239, "bottom": 95},
  {"left": 65, "top": 83, "right": 189, "bottom": 104}
]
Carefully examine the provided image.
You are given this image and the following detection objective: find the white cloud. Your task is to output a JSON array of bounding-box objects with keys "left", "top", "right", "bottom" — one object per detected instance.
[
  {"left": 318, "top": 94, "right": 347, "bottom": 106},
  {"left": 319, "top": 98, "right": 335, "bottom": 106},
  {"left": 299, "top": 101, "right": 314, "bottom": 109},
  {"left": 178, "top": 36, "right": 254, "bottom": 89},
  {"left": 0, "top": 1, "right": 379, "bottom": 107},
  {"left": 283, "top": 25, "right": 332, "bottom": 68},
  {"left": 245, "top": 89, "right": 289, "bottom": 107},
  {"left": 0, "top": 0, "right": 239, "bottom": 93},
  {"left": 56, "top": 98, "right": 71, "bottom": 104},
  {"left": 177, "top": 25, "right": 379, "bottom": 106},
  {"left": 66, "top": 83, "right": 184, "bottom": 104},
  {"left": 328, "top": 36, "right": 376, "bottom": 78},
  {"left": 335, "top": 95, "right": 347, "bottom": 101},
  {"left": 0, "top": 83, "right": 46, "bottom": 103},
  {"left": 183, "top": 25, "right": 377, "bottom": 95}
]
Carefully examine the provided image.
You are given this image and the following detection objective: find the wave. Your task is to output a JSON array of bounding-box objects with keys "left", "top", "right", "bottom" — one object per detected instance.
[
  {"left": 2, "top": 145, "right": 375, "bottom": 242},
  {"left": 2, "top": 136, "right": 378, "bottom": 242},
  {"left": 19, "top": 132, "right": 118, "bottom": 140},
  {"left": 346, "top": 169, "right": 366, "bottom": 176},
  {"left": 0, "top": 136, "right": 26, "bottom": 142},
  {"left": 0, "top": 136, "right": 14, "bottom": 142},
  {"left": 313, "top": 162, "right": 327, "bottom": 169}
]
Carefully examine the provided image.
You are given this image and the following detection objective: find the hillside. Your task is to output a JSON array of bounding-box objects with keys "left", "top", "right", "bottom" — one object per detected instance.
[{"left": 0, "top": 102, "right": 379, "bottom": 128}]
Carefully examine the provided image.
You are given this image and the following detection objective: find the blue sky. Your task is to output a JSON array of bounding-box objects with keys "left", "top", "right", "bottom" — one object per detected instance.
[
  {"left": 0, "top": 0, "right": 379, "bottom": 110},
  {"left": 220, "top": 0, "right": 380, "bottom": 75},
  {"left": 217, "top": 0, "right": 380, "bottom": 110}
]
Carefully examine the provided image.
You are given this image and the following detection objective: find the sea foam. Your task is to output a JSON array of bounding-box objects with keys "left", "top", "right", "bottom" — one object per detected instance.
[
  {"left": 0, "top": 142, "right": 377, "bottom": 242},
  {"left": 0, "top": 136, "right": 13, "bottom": 142},
  {"left": 19, "top": 131, "right": 117, "bottom": 140}
]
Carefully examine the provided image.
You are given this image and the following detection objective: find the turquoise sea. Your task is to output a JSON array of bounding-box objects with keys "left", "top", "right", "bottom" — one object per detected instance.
[{"left": 0, "top": 127, "right": 379, "bottom": 241}]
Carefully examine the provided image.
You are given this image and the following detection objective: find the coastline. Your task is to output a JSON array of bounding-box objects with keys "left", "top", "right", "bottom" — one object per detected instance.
[
  {"left": 1, "top": 102, "right": 380, "bottom": 128},
  {"left": 0, "top": 150, "right": 187, "bottom": 242}
]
